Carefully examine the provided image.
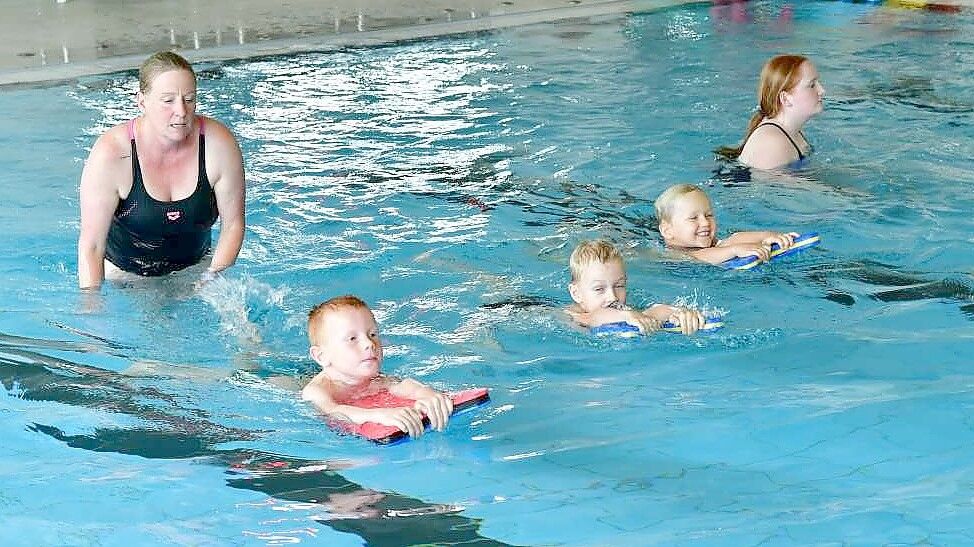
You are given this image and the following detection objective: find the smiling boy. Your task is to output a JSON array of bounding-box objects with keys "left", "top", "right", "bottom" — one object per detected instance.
[{"left": 655, "top": 184, "right": 797, "bottom": 265}]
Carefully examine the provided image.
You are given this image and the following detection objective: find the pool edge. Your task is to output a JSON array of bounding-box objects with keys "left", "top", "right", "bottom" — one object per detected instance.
[{"left": 0, "top": 0, "right": 705, "bottom": 88}]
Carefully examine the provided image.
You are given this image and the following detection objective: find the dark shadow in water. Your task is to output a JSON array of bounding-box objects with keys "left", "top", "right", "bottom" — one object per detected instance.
[
  {"left": 30, "top": 424, "right": 510, "bottom": 545},
  {"left": 372, "top": 150, "right": 660, "bottom": 240},
  {"left": 504, "top": 179, "right": 656, "bottom": 238},
  {"left": 834, "top": 76, "right": 974, "bottom": 114},
  {"left": 480, "top": 295, "right": 559, "bottom": 310},
  {"left": 805, "top": 259, "right": 974, "bottom": 316},
  {"left": 710, "top": 161, "right": 754, "bottom": 185},
  {"left": 2, "top": 334, "right": 512, "bottom": 547}
]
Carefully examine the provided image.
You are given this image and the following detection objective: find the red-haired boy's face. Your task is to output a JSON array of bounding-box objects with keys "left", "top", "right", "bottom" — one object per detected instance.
[{"left": 310, "top": 307, "right": 383, "bottom": 386}]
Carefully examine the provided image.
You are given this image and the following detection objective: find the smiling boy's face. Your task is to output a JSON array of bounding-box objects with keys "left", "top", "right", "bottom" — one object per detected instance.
[
  {"left": 569, "top": 258, "right": 628, "bottom": 313},
  {"left": 310, "top": 306, "right": 383, "bottom": 386},
  {"left": 659, "top": 190, "right": 718, "bottom": 249}
]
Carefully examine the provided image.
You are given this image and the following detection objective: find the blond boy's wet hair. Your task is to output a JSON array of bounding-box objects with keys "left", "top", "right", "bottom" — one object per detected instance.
[
  {"left": 569, "top": 240, "right": 623, "bottom": 283},
  {"left": 307, "top": 295, "right": 372, "bottom": 344},
  {"left": 654, "top": 184, "right": 707, "bottom": 223}
]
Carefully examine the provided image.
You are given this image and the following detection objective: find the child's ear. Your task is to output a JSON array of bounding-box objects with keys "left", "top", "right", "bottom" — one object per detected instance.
[
  {"left": 568, "top": 282, "right": 582, "bottom": 304},
  {"left": 309, "top": 345, "right": 328, "bottom": 367},
  {"left": 658, "top": 219, "right": 673, "bottom": 241}
]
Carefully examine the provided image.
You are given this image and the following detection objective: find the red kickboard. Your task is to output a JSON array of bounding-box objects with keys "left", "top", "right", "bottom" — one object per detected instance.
[{"left": 333, "top": 388, "right": 490, "bottom": 445}]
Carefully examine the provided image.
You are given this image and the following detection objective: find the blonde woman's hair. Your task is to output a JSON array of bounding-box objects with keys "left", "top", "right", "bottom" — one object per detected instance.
[
  {"left": 139, "top": 51, "right": 195, "bottom": 93},
  {"left": 308, "top": 295, "right": 373, "bottom": 344},
  {"left": 654, "top": 184, "right": 708, "bottom": 223},
  {"left": 569, "top": 240, "right": 623, "bottom": 282},
  {"left": 716, "top": 54, "right": 809, "bottom": 159}
]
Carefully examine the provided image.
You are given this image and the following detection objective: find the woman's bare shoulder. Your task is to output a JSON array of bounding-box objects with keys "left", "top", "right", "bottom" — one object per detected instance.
[
  {"left": 90, "top": 122, "right": 133, "bottom": 160},
  {"left": 739, "top": 126, "right": 795, "bottom": 169},
  {"left": 200, "top": 116, "right": 237, "bottom": 142}
]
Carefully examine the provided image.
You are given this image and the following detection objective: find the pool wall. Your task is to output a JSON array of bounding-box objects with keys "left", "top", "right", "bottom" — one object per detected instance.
[{"left": 1, "top": 0, "right": 721, "bottom": 86}]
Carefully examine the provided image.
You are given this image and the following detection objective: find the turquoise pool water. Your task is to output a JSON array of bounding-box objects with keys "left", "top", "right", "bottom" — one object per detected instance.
[{"left": 3, "top": 1, "right": 974, "bottom": 544}]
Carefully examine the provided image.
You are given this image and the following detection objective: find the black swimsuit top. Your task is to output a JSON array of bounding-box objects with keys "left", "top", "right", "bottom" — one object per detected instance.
[
  {"left": 758, "top": 121, "right": 808, "bottom": 162},
  {"left": 713, "top": 122, "right": 811, "bottom": 184},
  {"left": 105, "top": 117, "right": 218, "bottom": 277}
]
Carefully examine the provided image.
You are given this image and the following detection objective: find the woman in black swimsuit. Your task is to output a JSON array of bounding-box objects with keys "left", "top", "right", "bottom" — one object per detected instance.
[
  {"left": 78, "top": 51, "right": 246, "bottom": 288},
  {"left": 717, "top": 54, "right": 825, "bottom": 171}
]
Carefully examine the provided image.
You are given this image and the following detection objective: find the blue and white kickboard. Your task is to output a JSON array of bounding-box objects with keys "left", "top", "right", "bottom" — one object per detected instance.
[
  {"left": 720, "top": 232, "right": 820, "bottom": 270},
  {"left": 591, "top": 316, "right": 724, "bottom": 337}
]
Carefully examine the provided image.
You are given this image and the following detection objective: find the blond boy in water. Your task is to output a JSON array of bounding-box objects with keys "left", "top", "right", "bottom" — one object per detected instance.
[
  {"left": 655, "top": 184, "right": 797, "bottom": 265},
  {"left": 566, "top": 240, "right": 705, "bottom": 335}
]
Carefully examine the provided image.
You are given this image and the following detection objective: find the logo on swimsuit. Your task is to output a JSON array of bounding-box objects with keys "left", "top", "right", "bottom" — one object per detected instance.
[{"left": 166, "top": 211, "right": 182, "bottom": 222}]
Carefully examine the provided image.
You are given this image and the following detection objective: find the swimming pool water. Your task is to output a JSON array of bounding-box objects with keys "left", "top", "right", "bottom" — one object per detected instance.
[{"left": 3, "top": 1, "right": 974, "bottom": 544}]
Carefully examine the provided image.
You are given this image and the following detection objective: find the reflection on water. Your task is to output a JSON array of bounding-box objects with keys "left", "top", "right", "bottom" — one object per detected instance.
[{"left": 3, "top": 331, "right": 510, "bottom": 546}]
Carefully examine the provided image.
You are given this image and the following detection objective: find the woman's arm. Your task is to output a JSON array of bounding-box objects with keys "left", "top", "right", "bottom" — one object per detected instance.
[
  {"left": 204, "top": 119, "right": 246, "bottom": 273},
  {"left": 77, "top": 130, "right": 125, "bottom": 289}
]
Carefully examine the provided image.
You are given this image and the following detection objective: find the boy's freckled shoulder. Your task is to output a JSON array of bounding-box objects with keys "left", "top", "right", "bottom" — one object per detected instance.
[{"left": 301, "top": 371, "right": 335, "bottom": 402}]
